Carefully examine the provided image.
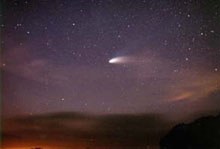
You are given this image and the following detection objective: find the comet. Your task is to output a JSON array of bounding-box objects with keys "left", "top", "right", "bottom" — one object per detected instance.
[{"left": 109, "top": 56, "right": 131, "bottom": 64}]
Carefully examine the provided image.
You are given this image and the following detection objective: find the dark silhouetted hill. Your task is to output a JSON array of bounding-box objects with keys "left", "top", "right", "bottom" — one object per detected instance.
[{"left": 160, "top": 113, "right": 220, "bottom": 149}]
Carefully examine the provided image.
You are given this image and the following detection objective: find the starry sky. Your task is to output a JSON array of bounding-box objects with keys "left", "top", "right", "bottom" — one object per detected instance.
[
  {"left": 2, "top": 0, "right": 220, "bottom": 118},
  {"left": 1, "top": 0, "right": 220, "bottom": 148}
]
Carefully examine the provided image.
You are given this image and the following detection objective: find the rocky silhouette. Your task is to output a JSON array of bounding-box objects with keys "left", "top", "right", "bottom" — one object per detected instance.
[{"left": 160, "top": 113, "right": 220, "bottom": 149}]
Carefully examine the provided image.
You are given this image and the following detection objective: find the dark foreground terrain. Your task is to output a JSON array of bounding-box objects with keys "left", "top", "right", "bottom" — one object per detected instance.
[{"left": 160, "top": 113, "right": 220, "bottom": 149}]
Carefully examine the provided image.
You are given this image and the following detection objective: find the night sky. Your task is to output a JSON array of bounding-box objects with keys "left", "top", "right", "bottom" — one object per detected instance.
[{"left": 1, "top": 0, "right": 220, "bottom": 148}]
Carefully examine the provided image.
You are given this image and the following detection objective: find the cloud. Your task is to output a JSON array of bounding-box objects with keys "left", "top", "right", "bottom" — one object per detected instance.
[
  {"left": 168, "top": 72, "right": 220, "bottom": 102},
  {"left": 2, "top": 112, "right": 172, "bottom": 148}
]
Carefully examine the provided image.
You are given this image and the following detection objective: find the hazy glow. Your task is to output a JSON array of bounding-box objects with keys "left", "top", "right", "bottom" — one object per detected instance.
[{"left": 173, "top": 92, "right": 193, "bottom": 101}]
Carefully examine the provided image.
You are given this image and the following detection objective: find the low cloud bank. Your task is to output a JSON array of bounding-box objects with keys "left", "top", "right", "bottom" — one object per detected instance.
[{"left": 2, "top": 112, "right": 173, "bottom": 147}]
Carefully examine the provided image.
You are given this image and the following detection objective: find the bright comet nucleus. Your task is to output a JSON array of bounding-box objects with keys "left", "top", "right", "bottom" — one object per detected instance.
[
  {"left": 109, "top": 56, "right": 130, "bottom": 64},
  {"left": 109, "top": 58, "right": 120, "bottom": 63}
]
